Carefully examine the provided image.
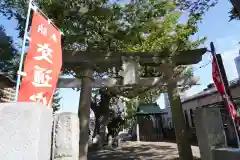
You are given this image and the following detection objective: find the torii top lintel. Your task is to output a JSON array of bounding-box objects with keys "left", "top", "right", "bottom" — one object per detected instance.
[{"left": 63, "top": 48, "right": 207, "bottom": 69}]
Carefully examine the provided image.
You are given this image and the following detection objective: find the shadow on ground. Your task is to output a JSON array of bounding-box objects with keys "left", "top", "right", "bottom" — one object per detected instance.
[{"left": 88, "top": 142, "right": 200, "bottom": 160}]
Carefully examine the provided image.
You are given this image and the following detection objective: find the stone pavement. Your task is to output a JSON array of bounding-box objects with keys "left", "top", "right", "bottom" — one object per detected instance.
[{"left": 88, "top": 141, "right": 200, "bottom": 160}]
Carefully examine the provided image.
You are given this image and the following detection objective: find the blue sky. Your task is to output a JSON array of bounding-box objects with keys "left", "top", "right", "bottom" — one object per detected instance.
[{"left": 1, "top": 0, "right": 240, "bottom": 112}]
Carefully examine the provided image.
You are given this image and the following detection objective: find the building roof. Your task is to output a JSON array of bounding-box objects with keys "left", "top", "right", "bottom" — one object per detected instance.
[
  {"left": 136, "top": 103, "right": 166, "bottom": 114},
  {"left": 0, "top": 72, "right": 15, "bottom": 88},
  {"left": 181, "top": 78, "right": 240, "bottom": 104}
]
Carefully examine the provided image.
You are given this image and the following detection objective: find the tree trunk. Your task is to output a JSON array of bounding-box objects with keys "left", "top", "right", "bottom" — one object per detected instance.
[
  {"left": 93, "top": 113, "right": 100, "bottom": 137},
  {"left": 78, "top": 68, "right": 93, "bottom": 160},
  {"left": 99, "top": 114, "right": 109, "bottom": 145},
  {"left": 91, "top": 91, "right": 111, "bottom": 148},
  {"left": 167, "top": 81, "right": 193, "bottom": 160},
  {"left": 91, "top": 113, "right": 101, "bottom": 148},
  {"left": 94, "top": 90, "right": 111, "bottom": 147},
  {"left": 92, "top": 113, "right": 110, "bottom": 148}
]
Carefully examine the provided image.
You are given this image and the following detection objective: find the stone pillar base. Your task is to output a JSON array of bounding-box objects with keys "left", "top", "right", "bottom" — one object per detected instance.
[
  {"left": 0, "top": 102, "right": 53, "bottom": 160},
  {"left": 195, "top": 107, "right": 227, "bottom": 160},
  {"left": 53, "top": 112, "right": 79, "bottom": 160}
]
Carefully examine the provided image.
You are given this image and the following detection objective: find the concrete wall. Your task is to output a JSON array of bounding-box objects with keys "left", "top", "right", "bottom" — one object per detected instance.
[
  {"left": 0, "top": 102, "right": 53, "bottom": 160},
  {"left": 161, "top": 107, "right": 173, "bottom": 129},
  {"left": 183, "top": 86, "right": 240, "bottom": 111},
  {"left": 182, "top": 86, "right": 240, "bottom": 128}
]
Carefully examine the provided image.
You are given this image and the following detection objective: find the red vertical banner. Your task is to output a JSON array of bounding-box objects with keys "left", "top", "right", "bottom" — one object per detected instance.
[
  {"left": 212, "top": 57, "right": 225, "bottom": 95},
  {"left": 18, "top": 11, "right": 62, "bottom": 106},
  {"left": 212, "top": 55, "right": 237, "bottom": 120}
]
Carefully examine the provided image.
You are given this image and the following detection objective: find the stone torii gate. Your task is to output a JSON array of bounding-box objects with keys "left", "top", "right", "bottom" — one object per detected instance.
[
  {"left": 62, "top": 48, "right": 207, "bottom": 160},
  {"left": 60, "top": 49, "right": 205, "bottom": 89},
  {"left": 0, "top": 48, "right": 207, "bottom": 160},
  {"left": 57, "top": 76, "right": 200, "bottom": 88}
]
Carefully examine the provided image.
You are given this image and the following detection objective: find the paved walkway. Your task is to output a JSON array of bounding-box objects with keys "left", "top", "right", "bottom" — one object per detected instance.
[{"left": 88, "top": 141, "right": 200, "bottom": 160}]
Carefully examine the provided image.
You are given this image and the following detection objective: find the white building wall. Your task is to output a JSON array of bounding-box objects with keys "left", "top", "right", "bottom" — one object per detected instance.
[
  {"left": 161, "top": 93, "right": 173, "bottom": 129},
  {"left": 161, "top": 107, "right": 173, "bottom": 129}
]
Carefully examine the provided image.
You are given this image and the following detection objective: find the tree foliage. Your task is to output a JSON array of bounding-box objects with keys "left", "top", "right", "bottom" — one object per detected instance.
[
  {"left": 229, "top": 7, "right": 240, "bottom": 21},
  {"left": 228, "top": 0, "right": 240, "bottom": 21},
  {"left": 0, "top": 25, "right": 18, "bottom": 74},
  {"left": 52, "top": 88, "right": 62, "bottom": 113},
  {"left": 0, "top": 0, "right": 212, "bottom": 82},
  {"left": 120, "top": 1, "right": 205, "bottom": 102}
]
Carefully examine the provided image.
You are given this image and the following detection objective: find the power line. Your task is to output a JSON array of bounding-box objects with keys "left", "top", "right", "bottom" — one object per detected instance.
[
  {"left": 192, "top": 49, "right": 240, "bottom": 72},
  {"left": 192, "top": 51, "right": 212, "bottom": 72},
  {"left": 193, "top": 60, "right": 212, "bottom": 72}
]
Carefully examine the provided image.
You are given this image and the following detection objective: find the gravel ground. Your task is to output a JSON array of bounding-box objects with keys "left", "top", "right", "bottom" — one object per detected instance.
[{"left": 88, "top": 141, "right": 200, "bottom": 160}]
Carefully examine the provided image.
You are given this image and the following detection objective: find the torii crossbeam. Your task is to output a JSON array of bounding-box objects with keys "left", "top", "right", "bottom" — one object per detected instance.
[{"left": 57, "top": 76, "right": 200, "bottom": 88}]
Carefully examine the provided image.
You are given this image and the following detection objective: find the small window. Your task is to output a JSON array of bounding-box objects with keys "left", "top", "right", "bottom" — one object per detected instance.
[
  {"left": 184, "top": 110, "right": 190, "bottom": 129},
  {"left": 190, "top": 109, "right": 195, "bottom": 127}
]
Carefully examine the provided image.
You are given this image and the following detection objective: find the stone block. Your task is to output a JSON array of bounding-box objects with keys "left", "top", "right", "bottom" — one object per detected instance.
[
  {"left": 212, "top": 148, "right": 240, "bottom": 160},
  {"left": 53, "top": 112, "right": 79, "bottom": 160},
  {"left": 121, "top": 59, "right": 139, "bottom": 85},
  {"left": 195, "top": 107, "right": 227, "bottom": 160},
  {"left": 0, "top": 102, "right": 53, "bottom": 160}
]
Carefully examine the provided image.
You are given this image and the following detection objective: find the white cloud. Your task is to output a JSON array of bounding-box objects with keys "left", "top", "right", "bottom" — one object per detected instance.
[
  {"left": 214, "top": 36, "right": 239, "bottom": 81},
  {"left": 221, "top": 48, "right": 239, "bottom": 81},
  {"left": 181, "top": 40, "right": 240, "bottom": 98},
  {"left": 203, "top": 48, "right": 239, "bottom": 85},
  {"left": 216, "top": 36, "right": 239, "bottom": 51}
]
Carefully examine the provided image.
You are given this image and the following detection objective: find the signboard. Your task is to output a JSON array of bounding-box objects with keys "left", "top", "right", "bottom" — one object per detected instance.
[{"left": 17, "top": 11, "right": 62, "bottom": 106}]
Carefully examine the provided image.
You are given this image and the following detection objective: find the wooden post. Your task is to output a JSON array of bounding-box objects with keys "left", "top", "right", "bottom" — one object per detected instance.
[
  {"left": 136, "top": 122, "right": 140, "bottom": 141},
  {"left": 136, "top": 97, "right": 140, "bottom": 142},
  {"left": 78, "top": 67, "right": 93, "bottom": 160}
]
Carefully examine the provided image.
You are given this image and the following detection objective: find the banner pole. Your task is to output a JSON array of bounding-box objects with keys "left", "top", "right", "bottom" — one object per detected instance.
[
  {"left": 210, "top": 42, "right": 240, "bottom": 148},
  {"left": 14, "top": 0, "right": 33, "bottom": 102},
  {"left": 48, "top": 88, "right": 56, "bottom": 108}
]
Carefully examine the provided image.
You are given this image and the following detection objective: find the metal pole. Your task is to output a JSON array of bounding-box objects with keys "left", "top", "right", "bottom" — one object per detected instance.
[
  {"left": 14, "top": 0, "right": 33, "bottom": 101},
  {"left": 48, "top": 88, "right": 55, "bottom": 108},
  {"left": 210, "top": 42, "right": 240, "bottom": 148},
  {"left": 61, "top": 96, "right": 64, "bottom": 112},
  {"left": 51, "top": 113, "right": 56, "bottom": 160}
]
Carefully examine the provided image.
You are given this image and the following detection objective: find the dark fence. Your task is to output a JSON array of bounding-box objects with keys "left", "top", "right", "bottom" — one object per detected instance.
[{"left": 137, "top": 113, "right": 164, "bottom": 141}]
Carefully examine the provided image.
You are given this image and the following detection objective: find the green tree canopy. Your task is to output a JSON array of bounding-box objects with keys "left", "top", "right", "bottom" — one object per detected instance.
[
  {"left": 0, "top": 25, "right": 18, "bottom": 74},
  {"left": 52, "top": 88, "right": 62, "bottom": 112}
]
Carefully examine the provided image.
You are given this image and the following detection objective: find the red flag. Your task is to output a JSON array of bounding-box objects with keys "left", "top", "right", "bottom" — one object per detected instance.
[
  {"left": 212, "top": 57, "right": 225, "bottom": 95},
  {"left": 18, "top": 11, "right": 62, "bottom": 106},
  {"left": 212, "top": 55, "right": 237, "bottom": 119}
]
